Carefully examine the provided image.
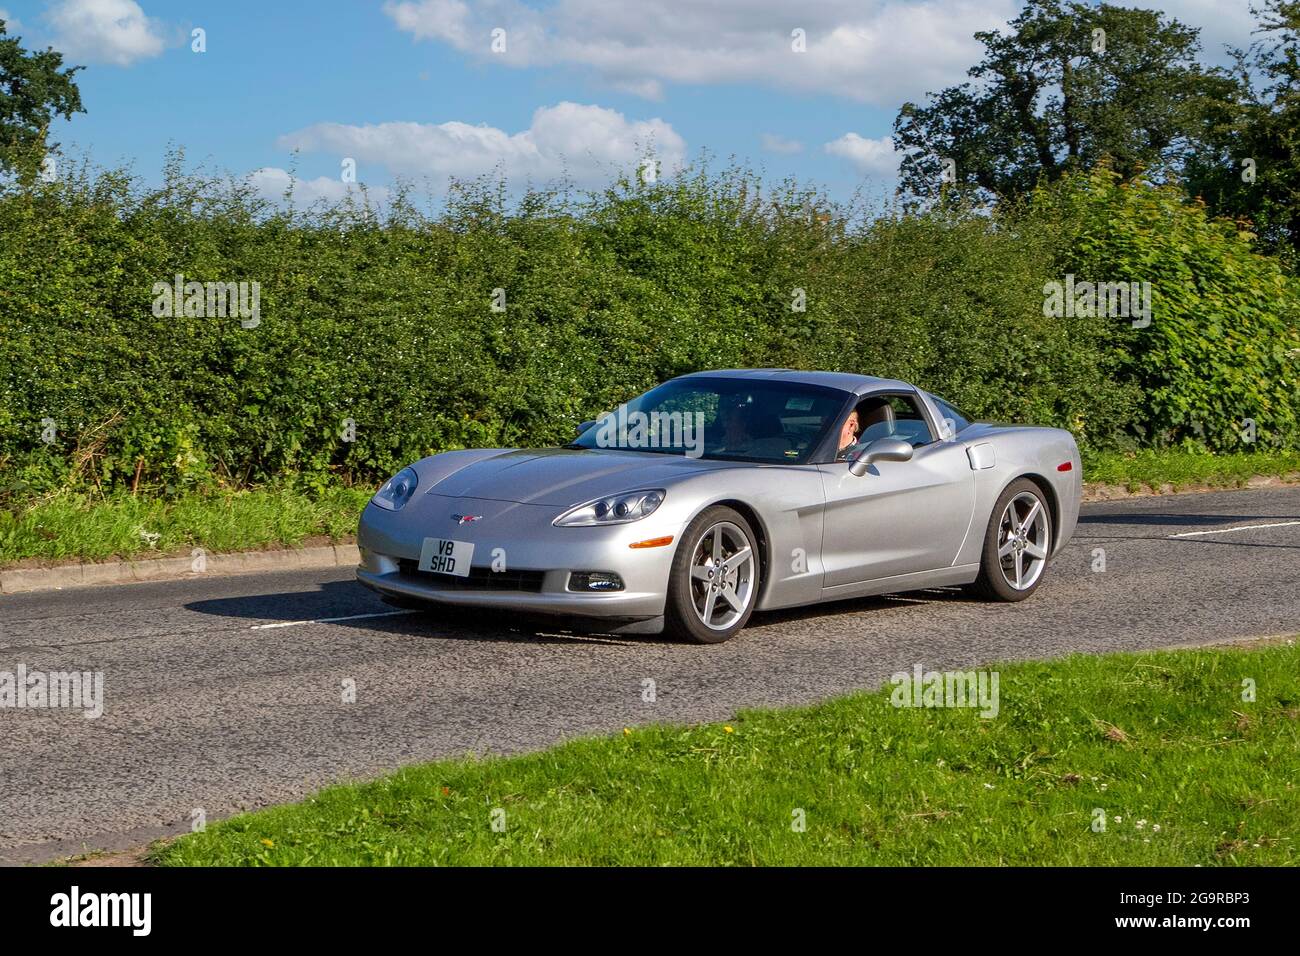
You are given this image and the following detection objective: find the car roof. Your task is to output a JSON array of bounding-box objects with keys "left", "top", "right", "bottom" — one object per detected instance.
[{"left": 675, "top": 368, "right": 913, "bottom": 396}]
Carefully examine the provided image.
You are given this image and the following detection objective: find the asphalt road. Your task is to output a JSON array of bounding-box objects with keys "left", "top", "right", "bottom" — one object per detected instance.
[{"left": 2, "top": 487, "right": 1298, "bottom": 864}]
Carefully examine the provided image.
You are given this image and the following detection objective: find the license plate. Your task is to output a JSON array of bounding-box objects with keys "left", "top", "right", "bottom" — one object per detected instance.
[{"left": 417, "top": 537, "right": 475, "bottom": 577}]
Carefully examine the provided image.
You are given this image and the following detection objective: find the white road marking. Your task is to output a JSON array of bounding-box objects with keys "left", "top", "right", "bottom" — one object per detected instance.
[
  {"left": 250, "top": 610, "right": 417, "bottom": 630},
  {"left": 1169, "top": 520, "right": 1300, "bottom": 539}
]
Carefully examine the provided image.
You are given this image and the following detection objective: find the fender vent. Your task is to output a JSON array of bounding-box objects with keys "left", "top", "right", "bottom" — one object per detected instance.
[{"left": 967, "top": 443, "right": 997, "bottom": 470}]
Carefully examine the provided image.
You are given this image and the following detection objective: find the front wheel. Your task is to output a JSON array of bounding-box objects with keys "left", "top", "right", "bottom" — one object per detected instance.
[
  {"left": 664, "top": 506, "right": 761, "bottom": 644},
  {"left": 970, "top": 478, "right": 1052, "bottom": 601}
]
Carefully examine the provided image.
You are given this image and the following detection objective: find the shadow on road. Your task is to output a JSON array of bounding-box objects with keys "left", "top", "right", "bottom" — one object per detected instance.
[
  {"left": 1079, "top": 511, "right": 1300, "bottom": 527},
  {"left": 751, "top": 585, "right": 976, "bottom": 629},
  {"left": 181, "top": 577, "right": 984, "bottom": 645},
  {"left": 182, "top": 579, "right": 670, "bottom": 646}
]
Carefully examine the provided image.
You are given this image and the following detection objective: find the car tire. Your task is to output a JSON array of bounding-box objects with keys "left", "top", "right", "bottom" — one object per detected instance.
[
  {"left": 970, "top": 478, "right": 1053, "bottom": 602},
  {"left": 664, "top": 505, "right": 761, "bottom": 644}
]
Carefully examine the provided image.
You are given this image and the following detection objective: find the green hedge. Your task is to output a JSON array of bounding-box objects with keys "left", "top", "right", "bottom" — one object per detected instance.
[
  {"left": 0, "top": 158, "right": 1294, "bottom": 501},
  {"left": 1034, "top": 166, "right": 1300, "bottom": 451}
]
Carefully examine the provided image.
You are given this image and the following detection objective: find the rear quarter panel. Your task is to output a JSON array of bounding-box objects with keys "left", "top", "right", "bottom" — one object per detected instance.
[{"left": 954, "top": 425, "right": 1081, "bottom": 566}]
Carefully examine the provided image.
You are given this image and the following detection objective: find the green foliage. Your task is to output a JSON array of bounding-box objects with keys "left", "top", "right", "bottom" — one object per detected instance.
[
  {"left": 0, "top": 155, "right": 1136, "bottom": 499},
  {"left": 894, "top": 0, "right": 1243, "bottom": 201},
  {"left": 0, "top": 152, "right": 1293, "bottom": 501},
  {"left": 0, "top": 485, "right": 370, "bottom": 564},
  {"left": 1033, "top": 166, "right": 1300, "bottom": 450},
  {"left": 0, "top": 18, "right": 84, "bottom": 175},
  {"left": 1185, "top": 0, "right": 1300, "bottom": 262}
]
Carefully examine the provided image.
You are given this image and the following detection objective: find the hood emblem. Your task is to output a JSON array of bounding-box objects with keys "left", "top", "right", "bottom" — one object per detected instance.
[{"left": 452, "top": 514, "right": 483, "bottom": 525}]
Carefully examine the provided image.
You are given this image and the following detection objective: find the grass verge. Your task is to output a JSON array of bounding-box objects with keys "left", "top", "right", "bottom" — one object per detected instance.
[
  {"left": 1084, "top": 448, "right": 1300, "bottom": 491},
  {"left": 0, "top": 486, "right": 372, "bottom": 567},
  {"left": 4, "top": 449, "right": 1298, "bottom": 567},
  {"left": 153, "top": 640, "right": 1299, "bottom": 866}
]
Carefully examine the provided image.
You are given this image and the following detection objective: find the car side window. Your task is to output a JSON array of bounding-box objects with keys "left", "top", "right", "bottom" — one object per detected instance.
[
  {"left": 929, "top": 394, "right": 972, "bottom": 436},
  {"left": 853, "top": 393, "right": 937, "bottom": 449}
]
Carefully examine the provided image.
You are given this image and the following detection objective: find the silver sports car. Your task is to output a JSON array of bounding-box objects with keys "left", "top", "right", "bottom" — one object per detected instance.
[{"left": 357, "top": 369, "right": 1081, "bottom": 643}]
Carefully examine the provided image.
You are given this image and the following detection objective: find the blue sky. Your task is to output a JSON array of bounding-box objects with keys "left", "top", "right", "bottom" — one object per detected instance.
[{"left": 0, "top": 0, "right": 1260, "bottom": 206}]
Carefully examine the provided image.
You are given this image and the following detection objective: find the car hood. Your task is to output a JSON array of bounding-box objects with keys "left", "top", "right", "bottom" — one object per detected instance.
[{"left": 425, "top": 447, "right": 738, "bottom": 506}]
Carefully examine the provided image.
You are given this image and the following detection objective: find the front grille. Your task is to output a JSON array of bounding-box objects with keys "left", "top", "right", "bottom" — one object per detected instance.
[{"left": 397, "top": 559, "right": 546, "bottom": 593}]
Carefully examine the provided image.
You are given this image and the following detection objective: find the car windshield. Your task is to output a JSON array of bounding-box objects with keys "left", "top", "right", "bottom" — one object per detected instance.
[{"left": 569, "top": 377, "right": 848, "bottom": 463}]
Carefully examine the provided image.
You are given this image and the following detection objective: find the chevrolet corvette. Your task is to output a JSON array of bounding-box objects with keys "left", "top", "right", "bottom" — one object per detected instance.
[{"left": 356, "top": 369, "right": 1081, "bottom": 643}]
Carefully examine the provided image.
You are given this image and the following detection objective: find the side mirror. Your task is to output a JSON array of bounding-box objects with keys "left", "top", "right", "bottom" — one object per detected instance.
[
  {"left": 848, "top": 437, "right": 914, "bottom": 476},
  {"left": 575, "top": 419, "right": 597, "bottom": 437}
]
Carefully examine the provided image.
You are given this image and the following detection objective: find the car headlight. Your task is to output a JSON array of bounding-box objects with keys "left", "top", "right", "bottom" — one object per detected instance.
[
  {"left": 371, "top": 466, "right": 419, "bottom": 511},
  {"left": 554, "top": 489, "right": 666, "bottom": 527}
]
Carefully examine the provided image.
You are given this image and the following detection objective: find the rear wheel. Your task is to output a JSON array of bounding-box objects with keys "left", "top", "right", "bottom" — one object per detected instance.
[
  {"left": 664, "top": 506, "right": 761, "bottom": 644},
  {"left": 971, "top": 478, "right": 1052, "bottom": 601}
]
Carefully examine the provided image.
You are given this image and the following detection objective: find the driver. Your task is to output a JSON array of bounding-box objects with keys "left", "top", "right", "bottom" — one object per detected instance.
[
  {"left": 836, "top": 410, "right": 861, "bottom": 459},
  {"left": 720, "top": 402, "right": 751, "bottom": 450}
]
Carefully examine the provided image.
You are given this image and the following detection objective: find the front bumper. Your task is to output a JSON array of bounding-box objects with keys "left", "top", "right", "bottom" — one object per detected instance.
[{"left": 356, "top": 494, "right": 677, "bottom": 621}]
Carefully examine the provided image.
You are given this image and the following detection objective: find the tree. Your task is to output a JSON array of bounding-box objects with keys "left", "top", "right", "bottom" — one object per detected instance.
[
  {"left": 0, "top": 17, "right": 84, "bottom": 174},
  {"left": 1031, "top": 166, "right": 1300, "bottom": 451},
  {"left": 1185, "top": 1, "right": 1300, "bottom": 261},
  {"left": 893, "top": 0, "right": 1242, "bottom": 201}
]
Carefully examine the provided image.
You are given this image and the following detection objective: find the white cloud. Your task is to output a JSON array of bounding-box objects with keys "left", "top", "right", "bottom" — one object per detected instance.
[
  {"left": 611, "top": 77, "right": 665, "bottom": 101},
  {"left": 382, "top": 1, "right": 1268, "bottom": 103},
  {"left": 824, "top": 133, "right": 900, "bottom": 177},
  {"left": 0, "top": 9, "right": 21, "bottom": 32},
  {"left": 383, "top": 0, "right": 1019, "bottom": 106},
  {"left": 383, "top": 0, "right": 474, "bottom": 44},
  {"left": 247, "top": 167, "right": 392, "bottom": 207},
  {"left": 761, "top": 133, "right": 803, "bottom": 155},
  {"left": 46, "top": 0, "right": 166, "bottom": 66},
  {"left": 277, "top": 102, "right": 687, "bottom": 188}
]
